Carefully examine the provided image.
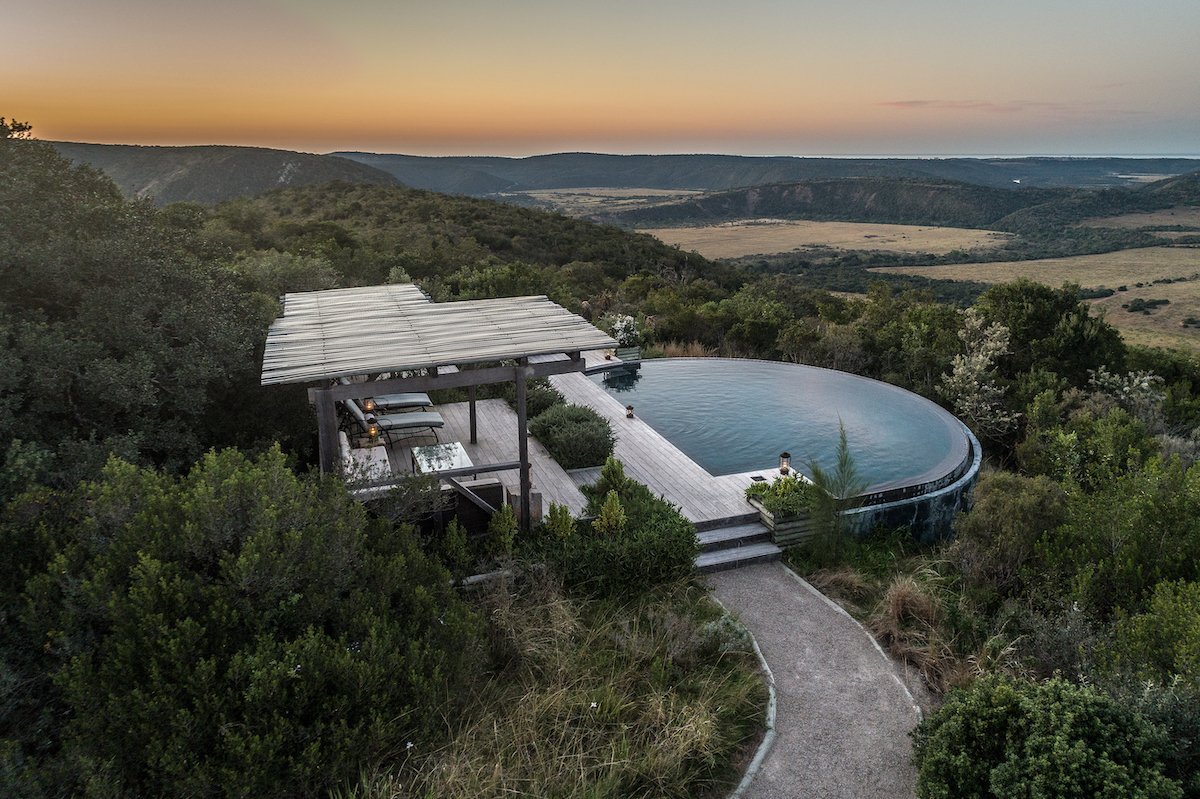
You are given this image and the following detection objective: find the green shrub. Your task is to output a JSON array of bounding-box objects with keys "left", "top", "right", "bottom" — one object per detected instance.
[
  {"left": 948, "top": 470, "right": 1067, "bottom": 596},
  {"left": 529, "top": 403, "right": 615, "bottom": 469},
  {"left": 542, "top": 502, "right": 575, "bottom": 540},
  {"left": 744, "top": 473, "right": 820, "bottom": 517},
  {"left": 3, "top": 447, "right": 482, "bottom": 798},
  {"left": 544, "top": 463, "right": 699, "bottom": 599},
  {"left": 488, "top": 503, "right": 519, "bottom": 556},
  {"left": 592, "top": 490, "right": 627, "bottom": 537},
  {"left": 913, "top": 674, "right": 1182, "bottom": 799},
  {"left": 502, "top": 377, "right": 565, "bottom": 419}
]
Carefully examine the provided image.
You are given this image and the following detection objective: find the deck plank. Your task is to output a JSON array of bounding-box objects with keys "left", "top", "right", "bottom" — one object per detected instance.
[
  {"left": 550, "top": 371, "right": 754, "bottom": 525},
  {"left": 372, "top": 369, "right": 758, "bottom": 527}
]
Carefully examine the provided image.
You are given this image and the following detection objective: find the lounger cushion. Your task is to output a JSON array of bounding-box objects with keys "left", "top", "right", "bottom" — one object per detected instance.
[
  {"left": 375, "top": 411, "right": 444, "bottom": 430},
  {"left": 370, "top": 393, "right": 432, "bottom": 410}
]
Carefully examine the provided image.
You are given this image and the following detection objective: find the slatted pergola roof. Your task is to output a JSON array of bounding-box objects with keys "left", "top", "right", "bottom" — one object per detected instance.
[{"left": 260, "top": 284, "right": 616, "bottom": 385}]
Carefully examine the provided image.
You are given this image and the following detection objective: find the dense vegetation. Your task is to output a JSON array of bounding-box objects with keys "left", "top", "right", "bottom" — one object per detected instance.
[
  {"left": 1, "top": 122, "right": 763, "bottom": 797},
  {"left": 9, "top": 117, "right": 1200, "bottom": 797},
  {"left": 51, "top": 141, "right": 401, "bottom": 206}
]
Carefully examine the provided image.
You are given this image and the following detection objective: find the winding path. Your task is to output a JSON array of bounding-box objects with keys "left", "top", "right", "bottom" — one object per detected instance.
[{"left": 706, "top": 562, "right": 926, "bottom": 799}]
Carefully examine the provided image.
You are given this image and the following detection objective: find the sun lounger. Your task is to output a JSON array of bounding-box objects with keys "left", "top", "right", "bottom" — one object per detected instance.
[
  {"left": 364, "top": 392, "right": 432, "bottom": 413},
  {"left": 343, "top": 398, "right": 443, "bottom": 443}
]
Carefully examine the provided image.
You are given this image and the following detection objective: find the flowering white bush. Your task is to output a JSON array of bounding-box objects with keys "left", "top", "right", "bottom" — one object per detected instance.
[{"left": 607, "top": 314, "right": 641, "bottom": 347}]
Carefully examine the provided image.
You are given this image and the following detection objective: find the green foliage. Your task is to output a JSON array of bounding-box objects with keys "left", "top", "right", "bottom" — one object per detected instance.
[
  {"left": 1018, "top": 407, "right": 1156, "bottom": 490},
  {"left": 488, "top": 503, "right": 519, "bottom": 555},
  {"left": 442, "top": 518, "right": 471, "bottom": 573},
  {"left": 1101, "top": 581, "right": 1200, "bottom": 687},
  {"left": 390, "top": 576, "right": 765, "bottom": 798},
  {"left": 0, "top": 447, "right": 481, "bottom": 798},
  {"left": 544, "top": 465, "right": 698, "bottom": 599},
  {"left": 744, "top": 473, "right": 819, "bottom": 517},
  {"left": 528, "top": 403, "right": 615, "bottom": 469},
  {"left": 913, "top": 674, "right": 1182, "bottom": 799},
  {"left": 501, "top": 377, "right": 564, "bottom": 419},
  {"left": 949, "top": 471, "right": 1068, "bottom": 596},
  {"left": 806, "top": 423, "right": 871, "bottom": 561},
  {"left": 592, "top": 490, "right": 628, "bottom": 537},
  {"left": 975, "top": 278, "right": 1126, "bottom": 387},
  {"left": 1039, "top": 457, "right": 1200, "bottom": 619},
  {"left": 542, "top": 502, "right": 575, "bottom": 540},
  {"left": 0, "top": 129, "right": 314, "bottom": 479}
]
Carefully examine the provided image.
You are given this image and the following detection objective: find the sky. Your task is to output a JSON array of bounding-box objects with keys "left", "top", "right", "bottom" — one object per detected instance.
[{"left": 4, "top": 0, "right": 1200, "bottom": 157}]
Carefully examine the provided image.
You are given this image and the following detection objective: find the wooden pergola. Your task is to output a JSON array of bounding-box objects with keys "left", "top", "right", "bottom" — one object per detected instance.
[{"left": 260, "top": 284, "right": 617, "bottom": 528}]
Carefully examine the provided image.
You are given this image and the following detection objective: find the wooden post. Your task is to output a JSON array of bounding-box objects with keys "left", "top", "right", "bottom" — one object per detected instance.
[
  {"left": 314, "top": 385, "right": 339, "bottom": 476},
  {"left": 468, "top": 384, "right": 477, "bottom": 444},
  {"left": 515, "top": 361, "right": 531, "bottom": 531}
]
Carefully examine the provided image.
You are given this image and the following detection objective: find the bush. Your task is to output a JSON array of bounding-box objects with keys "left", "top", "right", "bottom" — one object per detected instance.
[
  {"left": 501, "top": 377, "right": 565, "bottom": 419},
  {"left": 529, "top": 403, "right": 615, "bottom": 469},
  {"left": 744, "top": 473, "right": 820, "bottom": 517},
  {"left": 913, "top": 674, "right": 1182, "bottom": 799},
  {"left": 1, "top": 447, "right": 482, "bottom": 798},
  {"left": 948, "top": 470, "right": 1067, "bottom": 596},
  {"left": 543, "top": 462, "right": 699, "bottom": 599}
]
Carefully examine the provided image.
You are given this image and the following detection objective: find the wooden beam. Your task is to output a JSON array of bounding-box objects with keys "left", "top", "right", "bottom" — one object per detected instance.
[
  {"left": 516, "top": 360, "right": 531, "bottom": 531},
  {"left": 445, "top": 477, "right": 496, "bottom": 514},
  {"left": 314, "top": 386, "right": 339, "bottom": 476},
  {"left": 323, "top": 355, "right": 584, "bottom": 402},
  {"left": 468, "top": 385, "right": 477, "bottom": 444}
]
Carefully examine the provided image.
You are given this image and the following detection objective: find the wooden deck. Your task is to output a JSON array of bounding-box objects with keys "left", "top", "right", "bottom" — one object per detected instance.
[
  {"left": 387, "top": 398, "right": 590, "bottom": 517},
  {"left": 368, "top": 364, "right": 760, "bottom": 528},
  {"left": 550, "top": 371, "right": 758, "bottom": 527}
]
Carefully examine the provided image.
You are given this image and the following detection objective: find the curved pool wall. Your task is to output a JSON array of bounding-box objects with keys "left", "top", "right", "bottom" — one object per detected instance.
[{"left": 593, "top": 358, "right": 981, "bottom": 543}]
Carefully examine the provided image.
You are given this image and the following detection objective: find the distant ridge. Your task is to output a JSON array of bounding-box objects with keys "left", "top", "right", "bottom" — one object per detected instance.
[
  {"left": 604, "top": 169, "right": 1200, "bottom": 233},
  {"left": 333, "top": 152, "right": 1200, "bottom": 195},
  {"left": 50, "top": 142, "right": 401, "bottom": 206}
]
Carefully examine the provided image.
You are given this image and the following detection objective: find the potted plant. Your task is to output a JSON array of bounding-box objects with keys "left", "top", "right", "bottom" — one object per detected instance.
[{"left": 744, "top": 474, "right": 821, "bottom": 547}]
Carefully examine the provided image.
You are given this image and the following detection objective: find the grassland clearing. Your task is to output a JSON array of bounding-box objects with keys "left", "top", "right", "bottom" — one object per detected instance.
[
  {"left": 642, "top": 219, "right": 1014, "bottom": 259},
  {"left": 872, "top": 245, "right": 1200, "bottom": 349},
  {"left": 498, "top": 187, "right": 703, "bottom": 216},
  {"left": 1082, "top": 205, "right": 1200, "bottom": 235}
]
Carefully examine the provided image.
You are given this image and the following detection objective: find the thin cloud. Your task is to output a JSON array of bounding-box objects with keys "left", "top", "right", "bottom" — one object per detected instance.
[{"left": 877, "top": 100, "right": 1033, "bottom": 113}]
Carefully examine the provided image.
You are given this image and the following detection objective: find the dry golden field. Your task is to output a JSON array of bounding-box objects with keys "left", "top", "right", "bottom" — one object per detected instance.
[
  {"left": 1082, "top": 206, "right": 1200, "bottom": 229},
  {"left": 498, "top": 188, "right": 703, "bottom": 216},
  {"left": 872, "top": 246, "right": 1200, "bottom": 349},
  {"left": 642, "top": 219, "right": 1014, "bottom": 259}
]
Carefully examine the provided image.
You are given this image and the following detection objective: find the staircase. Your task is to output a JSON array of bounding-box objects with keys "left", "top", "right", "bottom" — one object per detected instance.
[{"left": 694, "top": 516, "right": 783, "bottom": 573}]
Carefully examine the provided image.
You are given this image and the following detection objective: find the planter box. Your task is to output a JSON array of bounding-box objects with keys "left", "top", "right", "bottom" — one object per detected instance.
[{"left": 747, "top": 496, "right": 819, "bottom": 548}]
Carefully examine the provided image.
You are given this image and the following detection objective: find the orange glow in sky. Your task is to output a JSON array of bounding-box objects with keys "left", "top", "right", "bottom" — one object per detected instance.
[{"left": 4, "top": 0, "right": 1199, "bottom": 155}]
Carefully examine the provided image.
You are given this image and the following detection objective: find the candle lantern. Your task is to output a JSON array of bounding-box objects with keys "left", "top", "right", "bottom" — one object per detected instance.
[{"left": 779, "top": 452, "right": 791, "bottom": 475}]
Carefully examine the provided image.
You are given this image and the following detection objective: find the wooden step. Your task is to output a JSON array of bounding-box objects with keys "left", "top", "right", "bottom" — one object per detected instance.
[
  {"left": 695, "top": 542, "right": 783, "bottom": 574},
  {"left": 697, "top": 522, "right": 773, "bottom": 553}
]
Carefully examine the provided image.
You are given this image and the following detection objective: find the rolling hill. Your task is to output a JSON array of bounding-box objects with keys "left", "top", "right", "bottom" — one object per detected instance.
[
  {"left": 333, "top": 152, "right": 1200, "bottom": 195},
  {"left": 50, "top": 142, "right": 401, "bottom": 206}
]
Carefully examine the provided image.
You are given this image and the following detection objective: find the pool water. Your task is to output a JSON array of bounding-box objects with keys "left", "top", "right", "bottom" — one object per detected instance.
[{"left": 592, "top": 358, "right": 965, "bottom": 490}]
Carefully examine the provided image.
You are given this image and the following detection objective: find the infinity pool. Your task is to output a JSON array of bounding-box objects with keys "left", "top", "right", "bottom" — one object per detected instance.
[{"left": 592, "top": 358, "right": 970, "bottom": 494}]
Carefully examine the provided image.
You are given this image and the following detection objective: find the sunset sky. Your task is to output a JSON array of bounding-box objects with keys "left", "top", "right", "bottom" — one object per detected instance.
[{"left": 5, "top": 0, "right": 1199, "bottom": 157}]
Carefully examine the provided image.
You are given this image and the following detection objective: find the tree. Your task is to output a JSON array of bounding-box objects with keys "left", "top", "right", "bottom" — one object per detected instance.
[
  {"left": 914, "top": 675, "right": 1182, "bottom": 799},
  {"left": 974, "top": 279, "right": 1125, "bottom": 387},
  {"left": 807, "top": 422, "right": 870, "bottom": 561},
  {"left": 939, "top": 308, "right": 1020, "bottom": 439},
  {"left": 1, "top": 447, "right": 481, "bottom": 798}
]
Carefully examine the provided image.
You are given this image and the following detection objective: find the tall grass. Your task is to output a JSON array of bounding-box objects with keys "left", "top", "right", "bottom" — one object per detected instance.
[{"left": 335, "top": 568, "right": 767, "bottom": 799}]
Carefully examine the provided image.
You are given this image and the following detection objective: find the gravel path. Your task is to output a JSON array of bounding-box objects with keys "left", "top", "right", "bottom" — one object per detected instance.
[{"left": 706, "top": 562, "right": 926, "bottom": 799}]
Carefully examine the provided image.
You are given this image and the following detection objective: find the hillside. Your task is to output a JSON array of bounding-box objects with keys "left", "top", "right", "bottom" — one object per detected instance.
[
  {"left": 50, "top": 142, "right": 401, "bottom": 206},
  {"left": 606, "top": 177, "right": 1062, "bottom": 230},
  {"left": 335, "top": 152, "right": 1200, "bottom": 195}
]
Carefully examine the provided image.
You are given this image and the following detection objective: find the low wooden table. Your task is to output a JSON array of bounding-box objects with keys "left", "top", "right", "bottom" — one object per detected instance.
[{"left": 411, "top": 442, "right": 474, "bottom": 474}]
